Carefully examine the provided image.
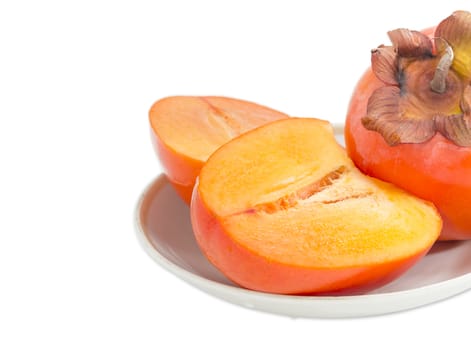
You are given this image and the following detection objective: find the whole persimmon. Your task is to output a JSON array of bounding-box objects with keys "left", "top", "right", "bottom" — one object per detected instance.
[
  {"left": 345, "top": 11, "right": 471, "bottom": 240},
  {"left": 149, "top": 96, "right": 288, "bottom": 204}
]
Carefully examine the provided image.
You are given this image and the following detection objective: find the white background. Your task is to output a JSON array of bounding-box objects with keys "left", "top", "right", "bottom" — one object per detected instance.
[{"left": 2, "top": 1, "right": 471, "bottom": 349}]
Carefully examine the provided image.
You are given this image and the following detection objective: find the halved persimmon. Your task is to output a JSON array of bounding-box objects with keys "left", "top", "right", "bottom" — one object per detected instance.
[
  {"left": 191, "top": 118, "right": 442, "bottom": 295},
  {"left": 149, "top": 96, "right": 289, "bottom": 203}
]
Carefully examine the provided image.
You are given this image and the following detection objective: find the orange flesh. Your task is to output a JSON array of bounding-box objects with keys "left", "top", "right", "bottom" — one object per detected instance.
[
  {"left": 193, "top": 118, "right": 442, "bottom": 293},
  {"left": 149, "top": 96, "right": 288, "bottom": 203}
]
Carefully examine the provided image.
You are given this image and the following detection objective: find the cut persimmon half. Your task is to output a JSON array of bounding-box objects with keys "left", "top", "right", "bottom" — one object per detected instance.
[
  {"left": 149, "top": 96, "right": 289, "bottom": 203},
  {"left": 191, "top": 118, "right": 442, "bottom": 295}
]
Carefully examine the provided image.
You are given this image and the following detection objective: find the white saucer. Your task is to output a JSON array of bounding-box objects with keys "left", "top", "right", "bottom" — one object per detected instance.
[{"left": 134, "top": 124, "right": 471, "bottom": 318}]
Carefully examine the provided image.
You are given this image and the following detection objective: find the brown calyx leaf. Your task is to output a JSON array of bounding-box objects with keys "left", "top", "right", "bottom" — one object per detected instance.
[
  {"left": 371, "top": 45, "right": 398, "bottom": 86},
  {"left": 388, "top": 29, "right": 433, "bottom": 57},
  {"left": 435, "top": 85, "right": 471, "bottom": 146},
  {"left": 461, "top": 84, "right": 471, "bottom": 114},
  {"left": 435, "top": 114, "right": 471, "bottom": 146},
  {"left": 362, "top": 86, "right": 436, "bottom": 145},
  {"left": 435, "top": 10, "right": 471, "bottom": 79}
]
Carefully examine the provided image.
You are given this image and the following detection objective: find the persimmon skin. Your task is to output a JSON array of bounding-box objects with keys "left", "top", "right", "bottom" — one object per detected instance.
[
  {"left": 191, "top": 182, "right": 432, "bottom": 295},
  {"left": 345, "top": 68, "right": 471, "bottom": 240},
  {"left": 150, "top": 131, "right": 202, "bottom": 203}
]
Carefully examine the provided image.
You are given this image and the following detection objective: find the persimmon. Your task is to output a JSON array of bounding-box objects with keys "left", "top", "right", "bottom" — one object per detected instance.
[
  {"left": 191, "top": 118, "right": 441, "bottom": 295},
  {"left": 149, "top": 96, "right": 288, "bottom": 204},
  {"left": 345, "top": 11, "right": 471, "bottom": 240}
]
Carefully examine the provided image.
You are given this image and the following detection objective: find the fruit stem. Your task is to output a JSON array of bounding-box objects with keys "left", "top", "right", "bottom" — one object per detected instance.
[{"left": 430, "top": 40, "right": 454, "bottom": 94}]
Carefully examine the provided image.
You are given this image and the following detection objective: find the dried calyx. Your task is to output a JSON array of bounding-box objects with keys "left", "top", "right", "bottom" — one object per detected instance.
[{"left": 362, "top": 10, "right": 471, "bottom": 147}]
